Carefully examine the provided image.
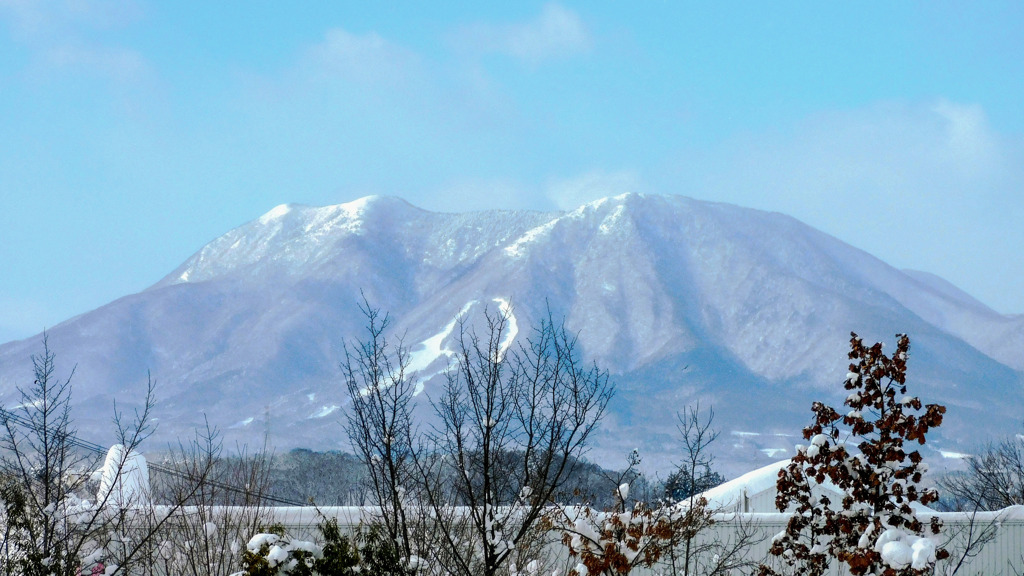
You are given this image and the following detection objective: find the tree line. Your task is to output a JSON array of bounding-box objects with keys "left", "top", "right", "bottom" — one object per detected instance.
[{"left": 2, "top": 304, "right": 1023, "bottom": 576}]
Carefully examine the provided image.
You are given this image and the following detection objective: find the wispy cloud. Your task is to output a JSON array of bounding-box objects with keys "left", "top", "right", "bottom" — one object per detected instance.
[
  {"left": 682, "top": 100, "right": 1017, "bottom": 215},
  {"left": 299, "top": 28, "right": 420, "bottom": 86},
  {"left": 929, "top": 100, "right": 1000, "bottom": 177},
  {"left": 0, "top": 0, "right": 143, "bottom": 38},
  {"left": 453, "top": 3, "right": 592, "bottom": 65},
  {"left": 0, "top": 0, "right": 150, "bottom": 82},
  {"left": 669, "top": 99, "right": 1024, "bottom": 312},
  {"left": 547, "top": 170, "right": 640, "bottom": 210}
]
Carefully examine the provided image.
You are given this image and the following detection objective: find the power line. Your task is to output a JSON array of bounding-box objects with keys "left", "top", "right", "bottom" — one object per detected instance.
[{"left": 0, "top": 407, "right": 308, "bottom": 507}]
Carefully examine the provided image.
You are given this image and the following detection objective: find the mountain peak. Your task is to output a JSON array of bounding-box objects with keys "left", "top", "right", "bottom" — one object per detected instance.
[
  {"left": 258, "top": 203, "right": 294, "bottom": 224},
  {"left": 18, "top": 193, "right": 1019, "bottom": 474}
]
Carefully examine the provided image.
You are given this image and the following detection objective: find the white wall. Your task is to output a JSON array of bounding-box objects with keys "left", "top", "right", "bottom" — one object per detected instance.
[{"left": 261, "top": 505, "right": 1024, "bottom": 575}]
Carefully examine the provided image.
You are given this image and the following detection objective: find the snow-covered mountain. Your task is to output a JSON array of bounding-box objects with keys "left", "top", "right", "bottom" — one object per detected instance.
[{"left": 1, "top": 194, "right": 1021, "bottom": 475}]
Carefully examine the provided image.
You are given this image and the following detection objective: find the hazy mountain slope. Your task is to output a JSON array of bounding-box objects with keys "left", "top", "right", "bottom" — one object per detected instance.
[
  {"left": 1, "top": 194, "right": 1020, "bottom": 474},
  {"left": 894, "top": 269, "right": 1024, "bottom": 371}
]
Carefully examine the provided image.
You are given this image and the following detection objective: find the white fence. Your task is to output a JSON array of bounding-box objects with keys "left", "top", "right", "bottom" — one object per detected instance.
[{"left": 260, "top": 505, "right": 1024, "bottom": 575}]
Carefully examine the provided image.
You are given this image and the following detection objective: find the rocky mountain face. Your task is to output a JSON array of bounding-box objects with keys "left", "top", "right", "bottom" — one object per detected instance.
[{"left": 1, "top": 194, "right": 1021, "bottom": 475}]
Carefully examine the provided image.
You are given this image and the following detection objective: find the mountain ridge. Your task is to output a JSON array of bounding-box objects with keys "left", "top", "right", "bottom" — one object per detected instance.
[{"left": 1, "top": 193, "right": 1020, "bottom": 475}]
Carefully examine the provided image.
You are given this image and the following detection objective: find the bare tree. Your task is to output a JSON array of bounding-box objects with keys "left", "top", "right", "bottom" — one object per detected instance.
[
  {"left": 143, "top": 425, "right": 273, "bottom": 576},
  {"left": 664, "top": 404, "right": 766, "bottom": 576},
  {"left": 671, "top": 403, "right": 721, "bottom": 576},
  {"left": 938, "top": 434, "right": 1024, "bottom": 512},
  {"left": 415, "top": 304, "right": 614, "bottom": 576},
  {"left": 0, "top": 335, "right": 87, "bottom": 575},
  {"left": 342, "top": 298, "right": 419, "bottom": 572},
  {"left": 0, "top": 335, "right": 217, "bottom": 575},
  {"left": 931, "top": 433, "right": 1024, "bottom": 575}
]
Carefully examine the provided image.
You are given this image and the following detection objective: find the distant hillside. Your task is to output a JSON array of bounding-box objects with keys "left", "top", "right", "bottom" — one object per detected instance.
[{"left": 1, "top": 194, "right": 1020, "bottom": 475}]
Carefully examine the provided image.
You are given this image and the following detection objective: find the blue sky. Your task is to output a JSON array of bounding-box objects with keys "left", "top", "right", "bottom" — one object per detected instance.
[{"left": 2, "top": 1, "right": 1023, "bottom": 343}]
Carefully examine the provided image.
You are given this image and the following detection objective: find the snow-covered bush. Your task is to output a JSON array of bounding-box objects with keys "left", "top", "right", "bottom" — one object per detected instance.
[
  {"left": 759, "top": 333, "right": 949, "bottom": 576},
  {"left": 238, "top": 518, "right": 359, "bottom": 576},
  {"left": 237, "top": 518, "right": 423, "bottom": 576},
  {"left": 95, "top": 444, "right": 150, "bottom": 511}
]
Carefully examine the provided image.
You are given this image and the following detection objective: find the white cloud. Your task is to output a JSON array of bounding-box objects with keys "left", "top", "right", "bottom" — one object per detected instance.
[
  {"left": 668, "top": 99, "right": 1024, "bottom": 313},
  {"left": 300, "top": 28, "right": 419, "bottom": 86},
  {"left": 930, "top": 100, "right": 1000, "bottom": 176},
  {"left": 45, "top": 42, "right": 148, "bottom": 81},
  {"left": 701, "top": 100, "right": 1014, "bottom": 213},
  {"left": 0, "top": 0, "right": 150, "bottom": 82},
  {"left": 454, "top": 3, "right": 591, "bottom": 64},
  {"left": 547, "top": 170, "right": 640, "bottom": 210},
  {"left": 0, "top": 0, "right": 143, "bottom": 36}
]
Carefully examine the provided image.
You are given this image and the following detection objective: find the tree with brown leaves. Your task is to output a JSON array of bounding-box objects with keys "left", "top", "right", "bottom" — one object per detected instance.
[
  {"left": 545, "top": 449, "right": 714, "bottom": 576},
  {"left": 760, "top": 333, "right": 948, "bottom": 576}
]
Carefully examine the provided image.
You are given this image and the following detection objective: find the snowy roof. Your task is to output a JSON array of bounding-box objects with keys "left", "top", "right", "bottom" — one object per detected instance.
[
  {"left": 698, "top": 459, "right": 851, "bottom": 512},
  {"left": 699, "top": 459, "right": 944, "bottom": 515},
  {"left": 699, "top": 459, "right": 794, "bottom": 510}
]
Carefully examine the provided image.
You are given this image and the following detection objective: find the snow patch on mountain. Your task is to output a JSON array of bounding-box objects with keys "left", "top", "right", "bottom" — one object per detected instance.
[
  {"left": 403, "top": 301, "right": 477, "bottom": 396},
  {"left": 259, "top": 204, "right": 292, "bottom": 224},
  {"left": 301, "top": 197, "right": 371, "bottom": 238},
  {"left": 599, "top": 204, "right": 627, "bottom": 235},
  {"left": 401, "top": 298, "right": 517, "bottom": 395},
  {"left": 494, "top": 297, "right": 517, "bottom": 362},
  {"left": 4, "top": 193, "right": 1022, "bottom": 474},
  {"left": 406, "top": 301, "right": 476, "bottom": 375},
  {"left": 505, "top": 219, "right": 561, "bottom": 259}
]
